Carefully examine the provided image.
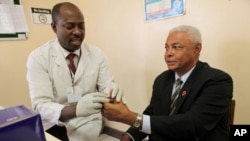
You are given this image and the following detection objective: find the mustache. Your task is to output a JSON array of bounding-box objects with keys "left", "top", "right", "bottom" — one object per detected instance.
[
  {"left": 71, "top": 34, "right": 82, "bottom": 39},
  {"left": 70, "top": 35, "right": 83, "bottom": 41}
]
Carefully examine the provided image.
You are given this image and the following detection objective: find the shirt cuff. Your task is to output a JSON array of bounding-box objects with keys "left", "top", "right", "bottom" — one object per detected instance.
[{"left": 141, "top": 114, "right": 151, "bottom": 134}]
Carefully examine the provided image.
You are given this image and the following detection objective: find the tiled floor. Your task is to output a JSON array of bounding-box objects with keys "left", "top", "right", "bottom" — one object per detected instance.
[{"left": 98, "top": 134, "right": 119, "bottom": 141}]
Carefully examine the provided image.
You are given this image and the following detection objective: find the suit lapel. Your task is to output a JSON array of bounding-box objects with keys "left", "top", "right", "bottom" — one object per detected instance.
[
  {"left": 163, "top": 74, "right": 175, "bottom": 114},
  {"left": 174, "top": 87, "right": 191, "bottom": 114},
  {"left": 173, "top": 62, "right": 204, "bottom": 114}
]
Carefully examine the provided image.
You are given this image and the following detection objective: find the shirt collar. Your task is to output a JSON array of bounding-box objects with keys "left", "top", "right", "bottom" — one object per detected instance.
[
  {"left": 175, "top": 65, "right": 196, "bottom": 84},
  {"left": 58, "top": 43, "right": 81, "bottom": 58}
]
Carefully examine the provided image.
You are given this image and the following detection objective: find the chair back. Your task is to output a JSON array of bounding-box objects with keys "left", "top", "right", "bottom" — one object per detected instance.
[{"left": 229, "top": 99, "right": 235, "bottom": 125}]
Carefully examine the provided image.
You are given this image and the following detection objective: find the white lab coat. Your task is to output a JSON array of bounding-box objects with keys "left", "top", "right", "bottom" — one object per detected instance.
[{"left": 26, "top": 39, "right": 114, "bottom": 141}]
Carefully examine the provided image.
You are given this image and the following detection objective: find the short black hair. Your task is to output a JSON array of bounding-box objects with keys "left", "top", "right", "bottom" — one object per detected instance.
[{"left": 51, "top": 2, "right": 78, "bottom": 23}]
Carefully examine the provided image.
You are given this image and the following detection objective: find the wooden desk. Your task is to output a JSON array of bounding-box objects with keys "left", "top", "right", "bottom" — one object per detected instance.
[{"left": 0, "top": 105, "right": 59, "bottom": 141}]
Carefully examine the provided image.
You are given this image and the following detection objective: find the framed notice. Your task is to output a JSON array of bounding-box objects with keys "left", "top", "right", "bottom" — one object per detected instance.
[
  {"left": 0, "top": 0, "right": 28, "bottom": 40},
  {"left": 31, "top": 7, "right": 52, "bottom": 24},
  {"left": 144, "top": 0, "right": 185, "bottom": 21}
]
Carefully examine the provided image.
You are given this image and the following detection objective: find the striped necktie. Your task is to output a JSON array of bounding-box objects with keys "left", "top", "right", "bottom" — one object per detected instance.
[
  {"left": 169, "top": 78, "right": 183, "bottom": 115},
  {"left": 67, "top": 53, "right": 76, "bottom": 74}
]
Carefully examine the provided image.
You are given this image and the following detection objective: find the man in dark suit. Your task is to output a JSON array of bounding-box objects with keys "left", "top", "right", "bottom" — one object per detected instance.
[{"left": 102, "top": 25, "right": 233, "bottom": 141}]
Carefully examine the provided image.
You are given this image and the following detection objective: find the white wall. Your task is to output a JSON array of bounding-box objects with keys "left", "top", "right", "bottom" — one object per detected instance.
[{"left": 0, "top": 0, "right": 249, "bottom": 131}]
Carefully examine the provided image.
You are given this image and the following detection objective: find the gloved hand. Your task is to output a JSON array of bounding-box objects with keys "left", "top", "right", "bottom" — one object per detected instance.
[
  {"left": 76, "top": 92, "right": 110, "bottom": 117},
  {"left": 110, "top": 83, "right": 126, "bottom": 104}
]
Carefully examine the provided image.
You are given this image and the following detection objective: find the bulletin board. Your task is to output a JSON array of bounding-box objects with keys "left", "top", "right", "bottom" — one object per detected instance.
[{"left": 0, "top": 0, "right": 28, "bottom": 40}]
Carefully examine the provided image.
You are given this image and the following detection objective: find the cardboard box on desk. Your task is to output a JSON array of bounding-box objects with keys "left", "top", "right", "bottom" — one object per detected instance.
[{"left": 0, "top": 105, "right": 46, "bottom": 141}]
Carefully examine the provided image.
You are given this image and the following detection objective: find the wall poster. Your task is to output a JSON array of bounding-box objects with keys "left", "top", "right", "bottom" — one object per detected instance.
[{"left": 145, "top": 0, "right": 185, "bottom": 21}]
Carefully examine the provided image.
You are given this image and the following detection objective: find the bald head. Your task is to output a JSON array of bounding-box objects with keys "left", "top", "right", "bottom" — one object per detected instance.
[{"left": 51, "top": 2, "right": 82, "bottom": 23}]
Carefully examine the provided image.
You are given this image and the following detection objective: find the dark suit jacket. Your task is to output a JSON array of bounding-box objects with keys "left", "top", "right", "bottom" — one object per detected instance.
[{"left": 127, "top": 61, "right": 233, "bottom": 141}]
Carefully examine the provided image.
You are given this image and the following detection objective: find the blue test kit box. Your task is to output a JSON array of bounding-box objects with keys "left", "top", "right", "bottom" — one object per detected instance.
[{"left": 0, "top": 105, "right": 46, "bottom": 141}]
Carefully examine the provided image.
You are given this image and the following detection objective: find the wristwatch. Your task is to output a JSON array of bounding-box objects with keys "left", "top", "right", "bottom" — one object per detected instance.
[{"left": 132, "top": 113, "right": 143, "bottom": 129}]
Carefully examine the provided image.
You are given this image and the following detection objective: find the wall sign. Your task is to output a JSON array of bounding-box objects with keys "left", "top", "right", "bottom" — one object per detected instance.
[
  {"left": 31, "top": 7, "right": 52, "bottom": 24},
  {"left": 145, "top": 0, "right": 185, "bottom": 21}
]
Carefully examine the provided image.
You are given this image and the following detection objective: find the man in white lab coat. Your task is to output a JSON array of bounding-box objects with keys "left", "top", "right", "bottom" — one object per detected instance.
[{"left": 26, "top": 2, "right": 124, "bottom": 141}]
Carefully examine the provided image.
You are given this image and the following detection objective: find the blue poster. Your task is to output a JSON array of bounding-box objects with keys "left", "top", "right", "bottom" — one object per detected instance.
[{"left": 145, "top": 0, "right": 185, "bottom": 21}]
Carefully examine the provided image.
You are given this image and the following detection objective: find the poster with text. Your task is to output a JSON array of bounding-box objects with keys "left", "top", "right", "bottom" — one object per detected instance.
[{"left": 145, "top": 0, "right": 185, "bottom": 21}]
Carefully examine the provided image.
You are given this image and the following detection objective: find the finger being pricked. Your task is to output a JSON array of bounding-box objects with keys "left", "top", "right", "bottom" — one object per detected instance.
[{"left": 102, "top": 102, "right": 126, "bottom": 121}]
